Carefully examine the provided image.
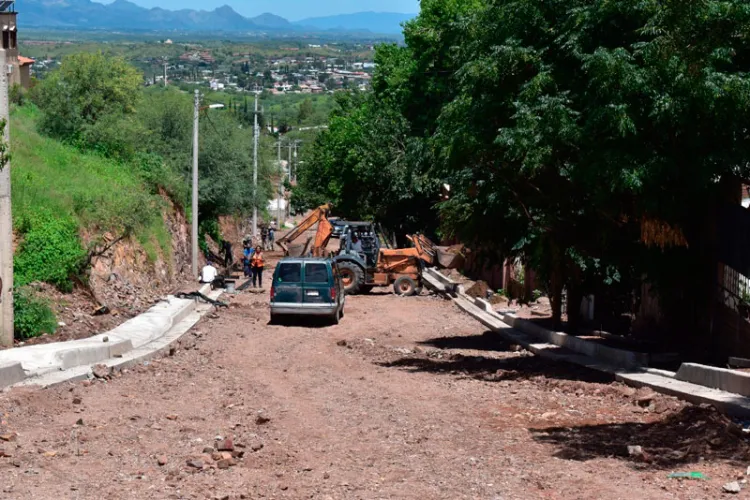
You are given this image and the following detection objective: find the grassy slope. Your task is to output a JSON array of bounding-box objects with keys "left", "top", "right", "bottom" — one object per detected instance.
[{"left": 11, "top": 105, "right": 171, "bottom": 261}]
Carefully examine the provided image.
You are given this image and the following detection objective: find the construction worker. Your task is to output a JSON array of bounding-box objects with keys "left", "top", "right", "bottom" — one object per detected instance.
[
  {"left": 200, "top": 260, "right": 218, "bottom": 284},
  {"left": 261, "top": 225, "right": 269, "bottom": 251},
  {"left": 251, "top": 246, "right": 265, "bottom": 288},
  {"left": 242, "top": 242, "right": 254, "bottom": 278},
  {"left": 268, "top": 226, "right": 275, "bottom": 251}
]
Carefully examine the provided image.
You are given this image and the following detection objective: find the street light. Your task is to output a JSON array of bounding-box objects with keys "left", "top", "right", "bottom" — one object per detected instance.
[{"left": 192, "top": 89, "right": 225, "bottom": 278}]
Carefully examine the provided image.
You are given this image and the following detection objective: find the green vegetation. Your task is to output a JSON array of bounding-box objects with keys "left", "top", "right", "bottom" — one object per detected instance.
[
  {"left": 13, "top": 287, "right": 57, "bottom": 340},
  {"left": 296, "top": 0, "right": 750, "bottom": 337}
]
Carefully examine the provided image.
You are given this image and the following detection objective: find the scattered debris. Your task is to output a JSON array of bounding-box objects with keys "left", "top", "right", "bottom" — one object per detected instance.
[
  {"left": 723, "top": 481, "right": 742, "bottom": 494},
  {"left": 186, "top": 459, "right": 204, "bottom": 469},
  {"left": 627, "top": 445, "right": 643, "bottom": 457},
  {"left": 157, "top": 455, "right": 168, "bottom": 466},
  {"left": 0, "top": 433, "right": 17, "bottom": 442},
  {"left": 216, "top": 439, "right": 234, "bottom": 452},
  {"left": 255, "top": 414, "right": 271, "bottom": 425},
  {"left": 92, "top": 364, "right": 111, "bottom": 379},
  {"left": 668, "top": 472, "right": 708, "bottom": 480}
]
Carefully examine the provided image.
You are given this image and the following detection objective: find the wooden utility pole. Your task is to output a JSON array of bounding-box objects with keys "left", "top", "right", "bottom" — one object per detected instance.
[
  {"left": 191, "top": 89, "right": 200, "bottom": 278},
  {"left": 0, "top": 49, "right": 13, "bottom": 347},
  {"left": 252, "top": 91, "right": 259, "bottom": 240}
]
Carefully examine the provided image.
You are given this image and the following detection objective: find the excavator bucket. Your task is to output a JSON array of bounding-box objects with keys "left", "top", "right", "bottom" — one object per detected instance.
[{"left": 435, "top": 246, "right": 464, "bottom": 269}]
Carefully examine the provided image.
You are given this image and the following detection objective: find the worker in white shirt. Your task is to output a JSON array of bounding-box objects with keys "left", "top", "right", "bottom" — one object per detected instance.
[
  {"left": 351, "top": 234, "right": 363, "bottom": 253},
  {"left": 200, "top": 260, "right": 218, "bottom": 284}
]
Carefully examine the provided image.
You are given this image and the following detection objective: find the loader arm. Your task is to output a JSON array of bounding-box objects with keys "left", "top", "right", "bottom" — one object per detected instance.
[
  {"left": 276, "top": 203, "right": 333, "bottom": 256},
  {"left": 405, "top": 234, "right": 438, "bottom": 266}
]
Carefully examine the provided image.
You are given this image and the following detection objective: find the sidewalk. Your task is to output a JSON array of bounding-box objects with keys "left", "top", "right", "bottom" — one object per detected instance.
[{"left": 0, "top": 283, "right": 223, "bottom": 389}]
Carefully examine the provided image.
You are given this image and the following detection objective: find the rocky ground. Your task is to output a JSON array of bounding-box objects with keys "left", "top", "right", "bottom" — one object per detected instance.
[{"left": 1, "top": 273, "right": 750, "bottom": 498}]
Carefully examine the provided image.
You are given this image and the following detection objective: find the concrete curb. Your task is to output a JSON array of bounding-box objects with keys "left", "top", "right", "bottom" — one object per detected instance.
[
  {"left": 0, "top": 283, "right": 215, "bottom": 389},
  {"left": 496, "top": 311, "right": 649, "bottom": 370},
  {"left": 0, "top": 361, "right": 25, "bottom": 388},
  {"left": 17, "top": 289, "right": 223, "bottom": 389},
  {"left": 445, "top": 283, "right": 750, "bottom": 417},
  {"left": 675, "top": 363, "right": 750, "bottom": 398}
]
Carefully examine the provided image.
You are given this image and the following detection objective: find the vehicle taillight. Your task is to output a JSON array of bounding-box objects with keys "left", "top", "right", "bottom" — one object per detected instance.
[
  {"left": 330, "top": 286, "right": 336, "bottom": 301},
  {"left": 270, "top": 287, "right": 275, "bottom": 300}
]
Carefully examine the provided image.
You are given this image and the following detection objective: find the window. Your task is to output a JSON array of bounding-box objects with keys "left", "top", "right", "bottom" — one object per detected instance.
[
  {"left": 276, "top": 263, "right": 301, "bottom": 283},
  {"left": 305, "top": 263, "right": 329, "bottom": 284},
  {"left": 10, "top": 30, "right": 16, "bottom": 49},
  {"left": 2, "top": 31, "right": 8, "bottom": 50}
]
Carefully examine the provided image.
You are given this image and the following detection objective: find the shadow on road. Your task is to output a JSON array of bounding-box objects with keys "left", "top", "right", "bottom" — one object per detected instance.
[
  {"left": 268, "top": 317, "right": 335, "bottom": 328},
  {"left": 530, "top": 405, "right": 750, "bottom": 469},
  {"left": 378, "top": 350, "right": 613, "bottom": 384},
  {"left": 419, "top": 331, "right": 512, "bottom": 351}
]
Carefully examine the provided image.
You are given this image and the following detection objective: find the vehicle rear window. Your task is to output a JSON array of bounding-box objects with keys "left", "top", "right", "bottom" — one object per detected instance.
[
  {"left": 305, "top": 263, "right": 329, "bottom": 284},
  {"left": 276, "top": 263, "right": 301, "bottom": 283}
]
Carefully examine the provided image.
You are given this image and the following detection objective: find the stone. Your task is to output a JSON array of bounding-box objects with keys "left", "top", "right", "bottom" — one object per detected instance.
[
  {"left": 166, "top": 414, "right": 178, "bottom": 421},
  {"left": 336, "top": 340, "right": 347, "bottom": 347},
  {"left": 102, "top": 336, "right": 109, "bottom": 343},
  {"left": 251, "top": 442, "right": 264, "bottom": 452},
  {"left": 81, "top": 380, "right": 91, "bottom": 388},
  {"left": 75, "top": 418, "right": 84, "bottom": 426},
  {"left": 724, "top": 481, "right": 742, "bottom": 494},
  {"left": 255, "top": 414, "right": 271, "bottom": 425},
  {"left": 220, "top": 452, "right": 232, "bottom": 461},
  {"left": 627, "top": 445, "right": 643, "bottom": 457},
  {"left": 72, "top": 397, "right": 82, "bottom": 405},
  {"left": 635, "top": 392, "right": 657, "bottom": 407},
  {"left": 231, "top": 450, "right": 245, "bottom": 459},
  {"left": 202, "top": 447, "right": 215, "bottom": 454},
  {"left": 217, "top": 439, "right": 234, "bottom": 452},
  {"left": 0, "top": 448, "right": 11, "bottom": 458},
  {"left": 211, "top": 452, "right": 223, "bottom": 461},
  {"left": 186, "top": 459, "right": 204, "bottom": 469},
  {"left": 0, "top": 433, "right": 17, "bottom": 442},
  {"left": 217, "top": 459, "right": 236, "bottom": 469},
  {"left": 92, "top": 364, "right": 111, "bottom": 379},
  {"left": 157, "top": 455, "right": 168, "bottom": 466}
]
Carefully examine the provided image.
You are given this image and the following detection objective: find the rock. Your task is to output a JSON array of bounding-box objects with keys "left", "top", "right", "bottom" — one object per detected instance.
[
  {"left": 211, "top": 452, "right": 223, "bottom": 461},
  {"left": 746, "top": 466, "right": 750, "bottom": 476},
  {"left": 72, "top": 397, "right": 82, "bottom": 405},
  {"left": 157, "top": 455, "right": 168, "bottom": 466},
  {"left": 165, "top": 414, "right": 178, "bottom": 421},
  {"left": 724, "top": 481, "right": 742, "bottom": 494},
  {"left": 251, "top": 442, "right": 264, "bottom": 452},
  {"left": 81, "top": 380, "right": 91, "bottom": 388},
  {"left": 202, "top": 447, "right": 215, "bottom": 454},
  {"left": 0, "top": 433, "right": 17, "bottom": 442},
  {"left": 43, "top": 450, "right": 57, "bottom": 457},
  {"left": 75, "top": 418, "right": 84, "bottom": 426},
  {"left": 0, "top": 448, "right": 11, "bottom": 458},
  {"left": 217, "top": 439, "right": 234, "bottom": 452},
  {"left": 635, "top": 392, "right": 657, "bottom": 407},
  {"left": 186, "top": 459, "right": 204, "bottom": 469},
  {"left": 255, "top": 414, "right": 271, "bottom": 425},
  {"left": 231, "top": 450, "right": 245, "bottom": 459},
  {"left": 336, "top": 340, "right": 347, "bottom": 347},
  {"left": 102, "top": 336, "right": 109, "bottom": 343},
  {"left": 627, "top": 445, "right": 643, "bottom": 457},
  {"left": 92, "top": 364, "right": 111, "bottom": 379},
  {"left": 280, "top": 484, "right": 288, "bottom": 491},
  {"left": 323, "top": 472, "right": 330, "bottom": 480},
  {"left": 220, "top": 452, "right": 232, "bottom": 460},
  {"left": 217, "top": 458, "right": 236, "bottom": 469}
]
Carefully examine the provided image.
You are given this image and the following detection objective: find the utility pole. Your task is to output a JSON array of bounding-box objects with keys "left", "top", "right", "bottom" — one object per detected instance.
[
  {"left": 277, "top": 140, "right": 283, "bottom": 228},
  {"left": 252, "top": 91, "right": 259, "bottom": 240},
  {"left": 191, "top": 89, "right": 200, "bottom": 278},
  {"left": 0, "top": 49, "right": 13, "bottom": 347},
  {"left": 164, "top": 63, "right": 168, "bottom": 87}
]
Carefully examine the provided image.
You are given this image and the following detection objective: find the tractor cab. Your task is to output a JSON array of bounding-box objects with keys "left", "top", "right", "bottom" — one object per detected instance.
[{"left": 338, "top": 222, "right": 381, "bottom": 267}]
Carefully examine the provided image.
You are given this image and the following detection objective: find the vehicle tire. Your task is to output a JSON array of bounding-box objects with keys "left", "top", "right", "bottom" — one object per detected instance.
[
  {"left": 338, "top": 262, "right": 365, "bottom": 295},
  {"left": 331, "top": 311, "right": 340, "bottom": 325},
  {"left": 414, "top": 286, "right": 424, "bottom": 296},
  {"left": 393, "top": 276, "right": 417, "bottom": 297},
  {"left": 270, "top": 313, "right": 280, "bottom": 325},
  {"left": 361, "top": 285, "right": 375, "bottom": 294}
]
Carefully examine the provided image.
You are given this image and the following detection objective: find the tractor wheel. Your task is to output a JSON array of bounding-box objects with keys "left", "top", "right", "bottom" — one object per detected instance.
[
  {"left": 393, "top": 276, "right": 418, "bottom": 297},
  {"left": 338, "top": 262, "right": 365, "bottom": 295}
]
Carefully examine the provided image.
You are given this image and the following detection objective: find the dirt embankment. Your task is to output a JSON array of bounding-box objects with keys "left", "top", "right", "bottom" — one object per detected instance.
[{"left": 20, "top": 195, "right": 201, "bottom": 346}]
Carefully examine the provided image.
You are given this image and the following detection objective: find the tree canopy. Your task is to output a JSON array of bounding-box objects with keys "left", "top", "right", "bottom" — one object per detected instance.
[{"left": 295, "top": 0, "right": 750, "bottom": 332}]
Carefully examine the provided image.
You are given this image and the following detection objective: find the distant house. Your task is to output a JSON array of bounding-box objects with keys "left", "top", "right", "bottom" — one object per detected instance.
[
  {"left": 164, "top": 39, "right": 173, "bottom": 45},
  {"left": 17, "top": 56, "right": 32, "bottom": 88},
  {"left": 0, "top": 2, "right": 32, "bottom": 89}
]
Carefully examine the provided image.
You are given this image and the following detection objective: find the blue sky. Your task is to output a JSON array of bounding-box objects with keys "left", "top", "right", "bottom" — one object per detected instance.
[{"left": 97, "top": 0, "right": 421, "bottom": 21}]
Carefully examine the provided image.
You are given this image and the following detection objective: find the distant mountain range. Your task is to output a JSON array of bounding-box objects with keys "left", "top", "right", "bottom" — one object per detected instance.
[{"left": 15, "top": 0, "right": 416, "bottom": 34}]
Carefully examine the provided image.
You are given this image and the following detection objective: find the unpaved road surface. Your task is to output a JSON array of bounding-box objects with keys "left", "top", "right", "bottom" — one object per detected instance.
[{"left": 1, "top": 284, "right": 749, "bottom": 499}]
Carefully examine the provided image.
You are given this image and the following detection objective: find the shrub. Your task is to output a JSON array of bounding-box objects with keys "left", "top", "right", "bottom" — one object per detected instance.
[
  {"left": 14, "top": 210, "right": 87, "bottom": 292},
  {"left": 13, "top": 287, "right": 57, "bottom": 340}
]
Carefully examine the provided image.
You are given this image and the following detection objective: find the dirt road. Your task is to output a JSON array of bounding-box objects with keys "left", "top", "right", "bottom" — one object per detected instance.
[{"left": 1, "top": 285, "right": 748, "bottom": 499}]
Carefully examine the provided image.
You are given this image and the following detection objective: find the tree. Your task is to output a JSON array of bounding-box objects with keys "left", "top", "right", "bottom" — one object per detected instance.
[
  {"left": 34, "top": 52, "right": 142, "bottom": 141},
  {"left": 297, "top": 98, "right": 313, "bottom": 125}
]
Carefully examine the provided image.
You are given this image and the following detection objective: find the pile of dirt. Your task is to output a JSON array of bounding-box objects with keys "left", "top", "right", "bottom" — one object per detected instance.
[{"left": 465, "top": 280, "right": 491, "bottom": 299}]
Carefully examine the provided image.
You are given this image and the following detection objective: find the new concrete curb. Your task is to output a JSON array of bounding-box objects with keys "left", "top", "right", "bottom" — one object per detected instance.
[
  {"left": 16, "top": 288, "right": 223, "bottom": 389},
  {"left": 435, "top": 270, "right": 750, "bottom": 417},
  {"left": 0, "top": 284, "right": 215, "bottom": 389}
]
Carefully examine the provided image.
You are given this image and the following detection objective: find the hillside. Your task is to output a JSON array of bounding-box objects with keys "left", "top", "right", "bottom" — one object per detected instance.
[{"left": 10, "top": 105, "right": 192, "bottom": 341}]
